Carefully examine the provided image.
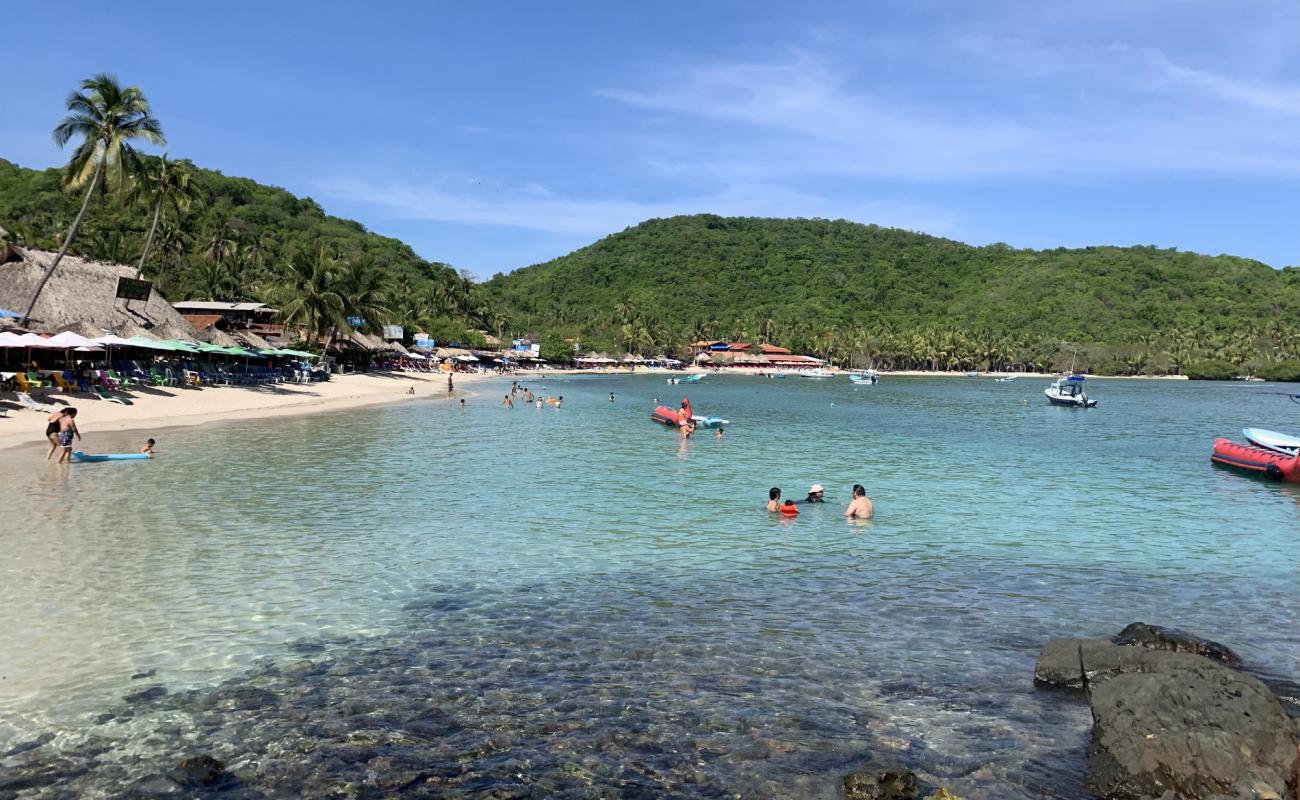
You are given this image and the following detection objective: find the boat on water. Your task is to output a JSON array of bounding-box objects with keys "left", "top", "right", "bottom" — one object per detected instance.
[
  {"left": 1045, "top": 375, "right": 1097, "bottom": 408},
  {"left": 1243, "top": 427, "right": 1300, "bottom": 455},
  {"left": 801, "top": 369, "right": 835, "bottom": 379},
  {"left": 1211, "top": 438, "right": 1300, "bottom": 481},
  {"left": 649, "top": 406, "right": 729, "bottom": 428},
  {"left": 73, "top": 451, "right": 149, "bottom": 462},
  {"left": 993, "top": 375, "right": 1018, "bottom": 383},
  {"left": 848, "top": 369, "right": 879, "bottom": 385},
  {"left": 667, "top": 373, "right": 704, "bottom": 385},
  {"left": 965, "top": 371, "right": 981, "bottom": 377}
]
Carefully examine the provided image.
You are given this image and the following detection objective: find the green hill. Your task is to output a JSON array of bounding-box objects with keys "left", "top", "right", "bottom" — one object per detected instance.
[
  {"left": 0, "top": 157, "right": 498, "bottom": 344},
  {"left": 487, "top": 214, "right": 1300, "bottom": 376}
]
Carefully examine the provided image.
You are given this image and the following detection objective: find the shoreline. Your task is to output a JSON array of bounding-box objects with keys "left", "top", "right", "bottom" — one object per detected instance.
[{"left": 0, "top": 366, "right": 1197, "bottom": 454}]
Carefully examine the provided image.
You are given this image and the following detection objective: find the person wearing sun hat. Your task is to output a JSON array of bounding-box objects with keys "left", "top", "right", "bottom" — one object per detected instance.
[{"left": 804, "top": 484, "right": 825, "bottom": 503}]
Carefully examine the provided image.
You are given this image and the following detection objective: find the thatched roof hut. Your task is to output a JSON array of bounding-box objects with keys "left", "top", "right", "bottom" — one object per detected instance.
[
  {"left": 58, "top": 320, "right": 109, "bottom": 338},
  {"left": 199, "top": 327, "right": 241, "bottom": 347},
  {"left": 150, "top": 321, "right": 197, "bottom": 341},
  {"left": 232, "top": 329, "right": 272, "bottom": 350},
  {"left": 113, "top": 320, "right": 155, "bottom": 339},
  {"left": 0, "top": 249, "right": 198, "bottom": 336}
]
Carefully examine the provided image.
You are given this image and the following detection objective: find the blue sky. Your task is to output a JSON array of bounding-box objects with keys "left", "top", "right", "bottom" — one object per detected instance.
[{"left": 3, "top": 0, "right": 1299, "bottom": 276}]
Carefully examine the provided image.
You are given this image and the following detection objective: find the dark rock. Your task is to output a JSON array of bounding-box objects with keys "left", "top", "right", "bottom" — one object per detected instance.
[
  {"left": 130, "top": 668, "right": 156, "bottom": 680},
  {"left": 168, "top": 755, "right": 228, "bottom": 787},
  {"left": 1087, "top": 652, "right": 1297, "bottom": 800},
  {"left": 843, "top": 769, "right": 920, "bottom": 800},
  {"left": 1112, "top": 622, "right": 1242, "bottom": 666},
  {"left": 2, "top": 732, "right": 54, "bottom": 758},
  {"left": 123, "top": 684, "right": 168, "bottom": 704}
]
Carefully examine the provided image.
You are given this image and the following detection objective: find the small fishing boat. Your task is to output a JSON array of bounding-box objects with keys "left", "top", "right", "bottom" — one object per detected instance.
[
  {"left": 1045, "top": 375, "right": 1097, "bottom": 408},
  {"left": 1242, "top": 428, "right": 1300, "bottom": 455},
  {"left": 73, "top": 451, "right": 149, "bottom": 462},
  {"left": 848, "top": 369, "right": 878, "bottom": 385},
  {"left": 1210, "top": 438, "right": 1300, "bottom": 481},
  {"left": 691, "top": 414, "right": 729, "bottom": 428},
  {"left": 993, "top": 375, "right": 1018, "bottom": 383},
  {"left": 965, "top": 371, "right": 981, "bottom": 377},
  {"left": 801, "top": 369, "right": 834, "bottom": 379},
  {"left": 667, "top": 373, "right": 704, "bottom": 385}
]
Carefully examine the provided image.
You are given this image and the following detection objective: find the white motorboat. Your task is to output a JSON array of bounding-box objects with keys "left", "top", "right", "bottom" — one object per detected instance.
[
  {"left": 848, "top": 369, "right": 878, "bottom": 384},
  {"left": 993, "top": 375, "right": 1018, "bottom": 383},
  {"left": 801, "top": 368, "right": 835, "bottom": 379},
  {"left": 1045, "top": 375, "right": 1097, "bottom": 408}
]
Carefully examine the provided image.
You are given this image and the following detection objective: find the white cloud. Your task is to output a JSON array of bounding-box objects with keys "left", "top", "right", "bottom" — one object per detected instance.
[{"left": 317, "top": 176, "right": 956, "bottom": 238}]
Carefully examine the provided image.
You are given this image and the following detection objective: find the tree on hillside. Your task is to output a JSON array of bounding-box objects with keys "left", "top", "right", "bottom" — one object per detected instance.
[
  {"left": 20, "top": 74, "right": 165, "bottom": 325},
  {"left": 129, "top": 155, "right": 197, "bottom": 278},
  {"left": 276, "top": 246, "right": 347, "bottom": 345}
]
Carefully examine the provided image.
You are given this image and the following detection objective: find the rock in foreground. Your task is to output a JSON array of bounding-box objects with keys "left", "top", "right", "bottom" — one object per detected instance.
[
  {"left": 1088, "top": 654, "right": 1296, "bottom": 800},
  {"left": 1034, "top": 624, "right": 1299, "bottom": 800}
]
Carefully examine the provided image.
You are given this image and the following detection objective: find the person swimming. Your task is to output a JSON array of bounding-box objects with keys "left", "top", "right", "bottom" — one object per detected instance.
[
  {"left": 140, "top": 438, "right": 155, "bottom": 456},
  {"left": 845, "top": 484, "right": 874, "bottom": 519},
  {"left": 767, "top": 487, "right": 781, "bottom": 512},
  {"left": 779, "top": 499, "right": 799, "bottom": 516},
  {"left": 715, "top": 427, "right": 724, "bottom": 439}
]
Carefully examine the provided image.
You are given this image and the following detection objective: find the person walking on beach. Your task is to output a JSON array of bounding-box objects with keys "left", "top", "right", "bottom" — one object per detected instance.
[
  {"left": 767, "top": 487, "right": 782, "bottom": 512},
  {"left": 448, "top": 374, "right": 454, "bottom": 395},
  {"left": 55, "top": 408, "right": 80, "bottom": 464},
  {"left": 502, "top": 395, "right": 513, "bottom": 409},
  {"left": 45, "top": 408, "right": 70, "bottom": 460},
  {"left": 845, "top": 484, "right": 874, "bottom": 519}
]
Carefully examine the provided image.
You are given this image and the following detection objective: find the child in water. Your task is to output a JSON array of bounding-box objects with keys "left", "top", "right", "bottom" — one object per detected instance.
[
  {"left": 779, "top": 499, "right": 799, "bottom": 516},
  {"left": 140, "top": 438, "right": 155, "bottom": 457}
]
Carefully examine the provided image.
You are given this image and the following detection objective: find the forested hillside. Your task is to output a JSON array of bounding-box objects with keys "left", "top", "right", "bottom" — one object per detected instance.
[
  {"left": 0, "top": 157, "right": 502, "bottom": 345},
  {"left": 488, "top": 215, "right": 1300, "bottom": 376}
]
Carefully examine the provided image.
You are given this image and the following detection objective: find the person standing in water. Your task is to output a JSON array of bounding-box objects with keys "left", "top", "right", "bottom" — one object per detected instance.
[
  {"left": 715, "top": 427, "right": 724, "bottom": 439},
  {"left": 140, "top": 438, "right": 155, "bottom": 456},
  {"left": 56, "top": 408, "right": 80, "bottom": 464},
  {"left": 502, "top": 395, "right": 513, "bottom": 409},
  {"left": 448, "top": 373, "right": 454, "bottom": 395},
  {"left": 767, "top": 487, "right": 781, "bottom": 512},
  {"left": 459, "top": 398, "right": 466, "bottom": 408},
  {"left": 610, "top": 392, "right": 615, "bottom": 402},
  {"left": 45, "top": 408, "right": 70, "bottom": 460},
  {"left": 845, "top": 484, "right": 874, "bottom": 519}
]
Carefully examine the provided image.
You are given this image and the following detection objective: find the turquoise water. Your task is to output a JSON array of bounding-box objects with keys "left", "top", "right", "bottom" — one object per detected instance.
[{"left": 1, "top": 374, "right": 1298, "bottom": 798}]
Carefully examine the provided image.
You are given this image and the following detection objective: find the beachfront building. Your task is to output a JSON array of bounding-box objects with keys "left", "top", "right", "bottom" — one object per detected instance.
[
  {"left": 0, "top": 248, "right": 200, "bottom": 337},
  {"left": 173, "top": 301, "right": 283, "bottom": 346},
  {"left": 688, "top": 340, "right": 825, "bottom": 370}
]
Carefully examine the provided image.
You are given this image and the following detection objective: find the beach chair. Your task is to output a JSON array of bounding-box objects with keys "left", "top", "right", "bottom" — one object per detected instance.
[
  {"left": 51, "top": 372, "right": 75, "bottom": 392},
  {"left": 16, "top": 392, "right": 53, "bottom": 412},
  {"left": 14, "top": 372, "right": 44, "bottom": 393},
  {"left": 107, "top": 369, "right": 132, "bottom": 388},
  {"left": 75, "top": 373, "right": 93, "bottom": 394},
  {"left": 93, "top": 386, "right": 132, "bottom": 405}
]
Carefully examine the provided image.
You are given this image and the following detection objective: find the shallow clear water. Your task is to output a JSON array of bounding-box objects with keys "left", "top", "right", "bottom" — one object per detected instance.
[{"left": 1, "top": 375, "right": 1298, "bottom": 798}]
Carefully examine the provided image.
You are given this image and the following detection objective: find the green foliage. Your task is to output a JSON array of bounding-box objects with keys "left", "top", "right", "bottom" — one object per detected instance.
[
  {"left": 1183, "top": 359, "right": 1239, "bottom": 380},
  {"left": 1255, "top": 360, "right": 1300, "bottom": 383},
  {"left": 487, "top": 214, "right": 1300, "bottom": 373},
  {"left": 539, "top": 330, "right": 575, "bottom": 363},
  {"left": 0, "top": 156, "right": 498, "bottom": 343}
]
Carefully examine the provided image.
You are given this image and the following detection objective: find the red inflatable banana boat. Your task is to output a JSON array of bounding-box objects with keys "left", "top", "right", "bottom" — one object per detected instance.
[{"left": 1210, "top": 438, "right": 1300, "bottom": 482}]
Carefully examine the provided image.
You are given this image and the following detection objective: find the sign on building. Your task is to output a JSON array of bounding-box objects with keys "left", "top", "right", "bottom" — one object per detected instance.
[{"left": 382, "top": 324, "right": 404, "bottom": 341}]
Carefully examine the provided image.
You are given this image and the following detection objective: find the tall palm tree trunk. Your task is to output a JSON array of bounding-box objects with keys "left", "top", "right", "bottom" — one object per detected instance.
[
  {"left": 135, "top": 196, "right": 163, "bottom": 278},
  {"left": 21, "top": 158, "right": 103, "bottom": 325}
]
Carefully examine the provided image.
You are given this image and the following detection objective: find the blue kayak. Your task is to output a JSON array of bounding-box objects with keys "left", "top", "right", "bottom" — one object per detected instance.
[{"left": 73, "top": 451, "right": 150, "bottom": 462}]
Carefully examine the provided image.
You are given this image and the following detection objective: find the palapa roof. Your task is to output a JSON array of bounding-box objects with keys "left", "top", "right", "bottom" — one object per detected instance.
[
  {"left": 58, "top": 320, "right": 110, "bottom": 338},
  {"left": 113, "top": 319, "right": 156, "bottom": 339},
  {"left": 0, "top": 249, "right": 199, "bottom": 336},
  {"left": 150, "top": 321, "right": 198, "bottom": 342},
  {"left": 232, "top": 329, "right": 273, "bottom": 350},
  {"left": 199, "top": 327, "right": 241, "bottom": 347}
]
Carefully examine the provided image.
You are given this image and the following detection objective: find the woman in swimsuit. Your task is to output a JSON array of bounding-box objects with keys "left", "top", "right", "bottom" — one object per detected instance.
[{"left": 45, "top": 409, "right": 67, "bottom": 460}]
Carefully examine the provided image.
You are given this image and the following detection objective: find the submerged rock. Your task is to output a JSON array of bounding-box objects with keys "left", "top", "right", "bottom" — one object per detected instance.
[
  {"left": 843, "top": 769, "right": 919, "bottom": 800},
  {"left": 1111, "top": 622, "right": 1242, "bottom": 667},
  {"left": 1088, "top": 652, "right": 1297, "bottom": 800},
  {"left": 168, "top": 755, "right": 228, "bottom": 787}
]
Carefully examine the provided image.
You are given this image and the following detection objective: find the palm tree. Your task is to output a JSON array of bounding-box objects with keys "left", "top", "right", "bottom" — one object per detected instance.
[
  {"left": 275, "top": 247, "right": 347, "bottom": 344},
  {"left": 20, "top": 74, "right": 164, "bottom": 325},
  {"left": 339, "top": 255, "right": 391, "bottom": 335},
  {"left": 129, "top": 155, "right": 198, "bottom": 278}
]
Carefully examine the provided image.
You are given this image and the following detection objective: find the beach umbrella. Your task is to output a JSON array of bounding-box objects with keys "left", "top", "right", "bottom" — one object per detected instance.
[
  {"left": 91, "top": 334, "right": 135, "bottom": 347},
  {"left": 46, "top": 331, "right": 100, "bottom": 349},
  {"left": 127, "top": 335, "right": 175, "bottom": 351},
  {"left": 57, "top": 320, "right": 108, "bottom": 338},
  {"left": 0, "top": 331, "right": 26, "bottom": 348}
]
